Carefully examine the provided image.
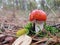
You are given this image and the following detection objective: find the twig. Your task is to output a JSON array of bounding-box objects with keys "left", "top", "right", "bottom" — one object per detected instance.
[
  {"left": 32, "top": 37, "right": 60, "bottom": 45},
  {"left": 32, "top": 31, "right": 42, "bottom": 38},
  {"left": 45, "top": 38, "right": 54, "bottom": 45},
  {"left": 0, "top": 32, "right": 17, "bottom": 38},
  {"left": 32, "top": 38, "right": 40, "bottom": 41},
  {"left": 46, "top": 1, "right": 57, "bottom": 17},
  {"left": 32, "top": 38, "right": 48, "bottom": 45},
  {"left": 44, "top": 29, "right": 54, "bottom": 38}
]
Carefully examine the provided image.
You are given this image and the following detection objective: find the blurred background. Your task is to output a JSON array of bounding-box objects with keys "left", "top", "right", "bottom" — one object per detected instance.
[{"left": 0, "top": 0, "right": 60, "bottom": 27}]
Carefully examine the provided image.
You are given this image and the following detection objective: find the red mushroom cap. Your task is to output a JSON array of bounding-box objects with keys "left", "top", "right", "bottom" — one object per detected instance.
[{"left": 29, "top": 9, "right": 47, "bottom": 21}]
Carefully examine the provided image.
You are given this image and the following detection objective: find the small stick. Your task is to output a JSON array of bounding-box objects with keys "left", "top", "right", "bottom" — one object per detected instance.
[
  {"left": 44, "top": 29, "right": 54, "bottom": 38},
  {"left": 0, "top": 32, "right": 17, "bottom": 38},
  {"left": 32, "top": 38, "right": 48, "bottom": 45},
  {"left": 45, "top": 38, "right": 53, "bottom": 45}
]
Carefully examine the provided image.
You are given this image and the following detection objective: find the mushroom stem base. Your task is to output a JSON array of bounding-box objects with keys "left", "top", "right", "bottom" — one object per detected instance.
[{"left": 35, "top": 22, "right": 44, "bottom": 33}]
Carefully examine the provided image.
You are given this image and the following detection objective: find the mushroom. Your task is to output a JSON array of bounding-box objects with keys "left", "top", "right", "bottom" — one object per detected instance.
[{"left": 29, "top": 9, "right": 47, "bottom": 33}]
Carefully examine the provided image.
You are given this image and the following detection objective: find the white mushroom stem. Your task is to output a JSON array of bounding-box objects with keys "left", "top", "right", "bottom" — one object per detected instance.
[{"left": 35, "top": 21, "right": 44, "bottom": 33}]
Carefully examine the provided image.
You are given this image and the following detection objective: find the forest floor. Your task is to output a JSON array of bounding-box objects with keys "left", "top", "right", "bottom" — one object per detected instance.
[{"left": 0, "top": 9, "right": 60, "bottom": 45}]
